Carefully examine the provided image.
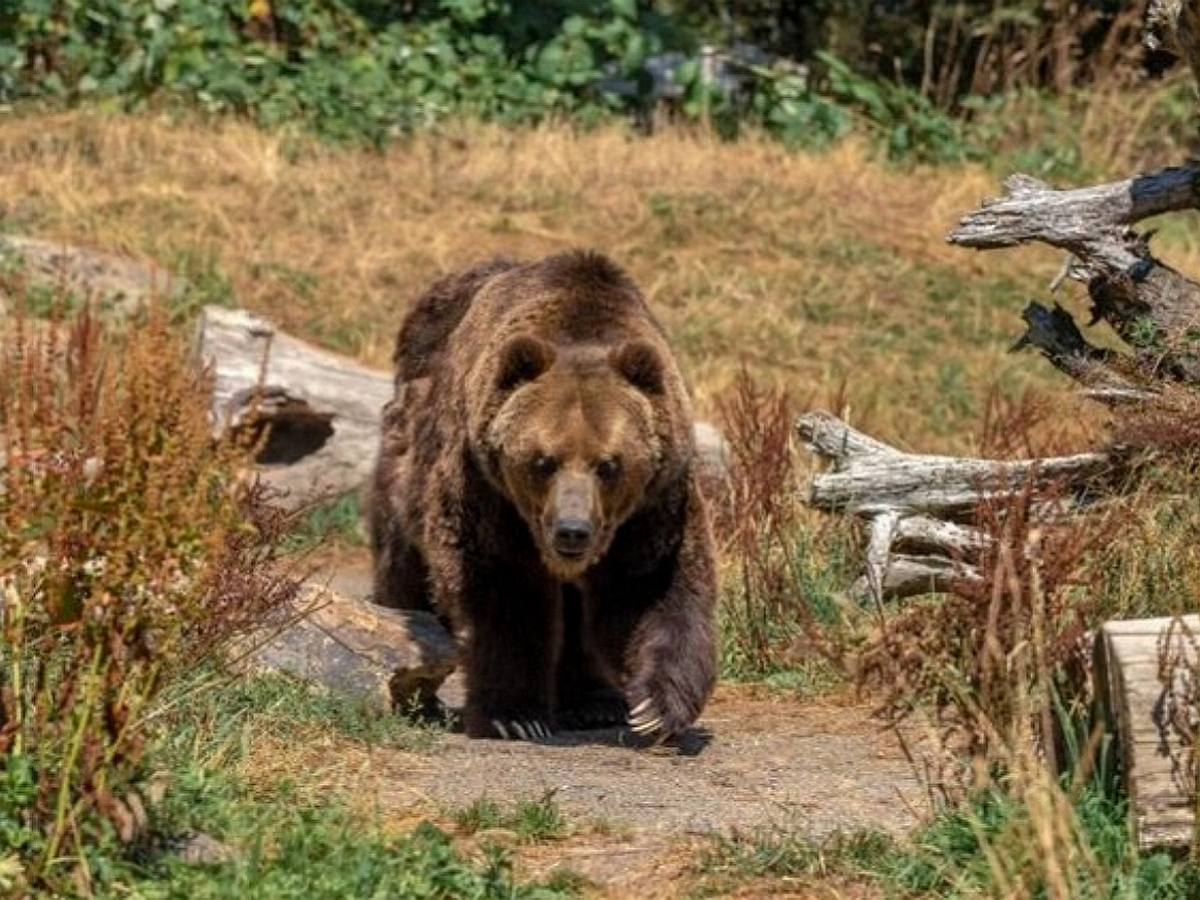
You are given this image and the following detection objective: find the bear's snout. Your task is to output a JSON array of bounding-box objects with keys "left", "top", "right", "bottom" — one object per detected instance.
[
  {"left": 543, "top": 471, "right": 602, "bottom": 567},
  {"left": 551, "top": 516, "right": 595, "bottom": 557}
]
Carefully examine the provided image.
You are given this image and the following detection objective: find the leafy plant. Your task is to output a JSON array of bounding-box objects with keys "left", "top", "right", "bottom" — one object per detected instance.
[
  {"left": 0, "top": 295, "right": 297, "bottom": 891},
  {"left": 0, "top": 0, "right": 670, "bottom": 145},
  {"left": 818, "top": 51, "right": 977, "bottom": 163}
]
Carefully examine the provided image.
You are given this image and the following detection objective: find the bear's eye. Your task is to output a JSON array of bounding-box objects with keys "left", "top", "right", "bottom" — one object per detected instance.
[
  {"left": 596, "top": 457, "right": 621, "bottom": 482},
  {"left": 530, "top": 455, "right": 559, "bottom": 479}
]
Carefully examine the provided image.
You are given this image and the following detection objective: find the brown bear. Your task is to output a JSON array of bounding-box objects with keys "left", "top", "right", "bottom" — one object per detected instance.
[{"left": 368, "top": 250, "right": 717, "bottom": 741}]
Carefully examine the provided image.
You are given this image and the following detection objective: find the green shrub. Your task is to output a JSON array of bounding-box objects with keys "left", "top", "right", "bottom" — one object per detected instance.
[{"left": 0, "top": 0, "right": 668, "bottom": 145}]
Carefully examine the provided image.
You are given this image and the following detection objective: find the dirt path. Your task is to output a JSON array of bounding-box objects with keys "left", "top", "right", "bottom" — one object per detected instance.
[
  {"left": 318, "top": 556, "right": 927, "bottom": 896},
  {"left": 384, "top": 685, "right": 923, "bottom": 839}
]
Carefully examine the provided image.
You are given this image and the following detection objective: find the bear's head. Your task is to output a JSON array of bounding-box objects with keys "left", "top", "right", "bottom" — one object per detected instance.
[{"left": 478, "top": 333, "right": 676, "bottom": 580}]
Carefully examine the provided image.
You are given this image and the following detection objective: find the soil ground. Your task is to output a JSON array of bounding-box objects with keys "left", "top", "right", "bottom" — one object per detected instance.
[{"left": 318, "top": 554, "right": 928, "bottom": 898}]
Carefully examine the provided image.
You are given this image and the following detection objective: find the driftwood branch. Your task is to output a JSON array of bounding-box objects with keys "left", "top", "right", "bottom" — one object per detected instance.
[
  {"left": 1148, "top": 0, "right": 1200, "bottom": 93},
  {"left": 1009, "top": 301, "right": 1156, "bottom": 402},
  {"left": 798, "top": 410, "right": 1112, "bottom": 518},
  {"left": 949, "top": 168, "right": 1200, "bottom": 256},
  {"left": 950, "top": 168, "right": 1200, "bottom": 386},
  {"left": 797, "top": 411, "right": 1118, "bottom": 603}
]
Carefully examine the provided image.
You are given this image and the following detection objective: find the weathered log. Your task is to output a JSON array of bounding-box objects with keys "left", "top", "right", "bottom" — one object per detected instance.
[
  {"left": 851, "top": 554, "right": 984, "bottom": 604},
  {"left": 194, "top": 306, "right": 394, "bottom": 508},
  {"left": 796, "top": 411, "right": 1115, "bottom": 603},
  {"left": 798, "top": 411, "right": 1113, "bottom": 518},
  {"left": 1094, "top": 615, "right": 1200, "bottom": 849},
  {"left": 949, "top": 168, "right": 1200, "bottom": 255},
  {"left": 1148, "top": 1, "right": 1200, "bottom": 97},
  {"left": 1010, "top": 301, "right": 1155, "bottom": 402},
  {"left": 949, "top": 169, "right": 1200, "bottom": 385}
]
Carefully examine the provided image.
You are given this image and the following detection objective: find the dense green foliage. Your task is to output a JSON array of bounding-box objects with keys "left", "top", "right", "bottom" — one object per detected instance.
[
  {"left": 0, "top": 1, "right": 1169, "bottom": 156},
  {"left": 0, "top": 0, "right": 676, "bottom": 145}
]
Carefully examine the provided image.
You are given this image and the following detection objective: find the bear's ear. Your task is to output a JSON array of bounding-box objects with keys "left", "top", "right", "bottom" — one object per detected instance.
[
  {"left": 611, "top": 339, "right": 665, "bottom": 395},
  {"left": 496, "top": 334, "right": 556, "bottom": 391}
]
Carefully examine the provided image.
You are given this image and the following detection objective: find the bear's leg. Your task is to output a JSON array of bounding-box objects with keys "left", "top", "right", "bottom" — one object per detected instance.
[
  {"left": 372, "top": 532, "right": 432, "bottom": 611},
  {"left": 461, "top": 571, "right": 561, "bottom": 740},
  {"left": 556, "top": 586, "right": 626, "bottom": 730},
  {"left": 589, "top": 526, "right": 717, "bottom": 741}
]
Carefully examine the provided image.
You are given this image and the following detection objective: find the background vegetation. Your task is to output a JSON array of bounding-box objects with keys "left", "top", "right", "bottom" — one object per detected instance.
[
  {"left": 2, "top": 0, "right": 1200, "bottom": 896},
  {"left": 0, "top": 0, "right": 1192, "bottom": 162}
]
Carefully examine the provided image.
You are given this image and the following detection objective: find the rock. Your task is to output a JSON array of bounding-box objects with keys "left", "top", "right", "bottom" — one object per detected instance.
[
  {"left": 175, "top": 831, "right": 236, "bottom": 866},
  {"left": 240, "top": 583, "right": 458, "bottom": 715},
  {"left": 0, "top": 236, "right": 187, "bottom": 318}
]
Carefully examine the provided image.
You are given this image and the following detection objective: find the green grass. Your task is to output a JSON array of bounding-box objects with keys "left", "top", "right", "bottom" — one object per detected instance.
[
  {"left": 280, "top": 492, "right": 367, "bottom": 554},
  {"left": 127, "top": 801, "right": 572, "bottom": 900},
  {"left": 690, "top": 826, "right": 894, "bottom": 897},
  {"left": 451, "top": 794, "right": 569, "bottom": 845},
  {"left": 691, "top": 781, "right": 1200, "bottom": 900},
  {"left": 876, "top": 782, "right": 1200, "bottom": 899},
  {"left": 70, "top": 672, "right": 575, "bottom": 899},
  {"left": 163, "top": 669, "right": 444, "bottom": 752}
]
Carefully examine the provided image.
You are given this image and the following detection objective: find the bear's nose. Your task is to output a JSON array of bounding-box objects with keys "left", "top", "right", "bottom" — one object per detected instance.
[{"left": 552, "top": 518, "right": 594, "bottom": 556}]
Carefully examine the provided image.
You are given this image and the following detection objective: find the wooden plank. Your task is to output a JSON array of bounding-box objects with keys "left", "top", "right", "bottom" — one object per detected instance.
[{"left": 1096, "top": 615, "right": 1200, "bottom": 850}]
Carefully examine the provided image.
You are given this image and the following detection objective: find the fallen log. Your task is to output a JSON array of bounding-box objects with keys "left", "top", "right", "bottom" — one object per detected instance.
[
  {"left": 795, "top": 410, "right": 1118, "bottom": 604},
  {"left": 194, "top": 305, "right": 394, "bottom": 508}
]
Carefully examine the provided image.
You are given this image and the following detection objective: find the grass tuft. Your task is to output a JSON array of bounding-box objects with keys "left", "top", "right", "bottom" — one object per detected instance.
[{"left": 452, "top": 793, "right": 569, "bottom": 845}]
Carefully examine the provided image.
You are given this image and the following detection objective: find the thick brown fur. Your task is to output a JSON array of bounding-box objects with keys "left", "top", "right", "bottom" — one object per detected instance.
[{"left": 368, "top": 250, "right": 717, "bottom": 741}]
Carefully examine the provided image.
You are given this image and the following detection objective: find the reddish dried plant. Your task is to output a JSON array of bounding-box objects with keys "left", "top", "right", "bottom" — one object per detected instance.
[
  {"left": 710, "top": 369, "right": 850, "bottom": 679},
  {"left": 856, "top": 391, "right": 1124, "bottom": 793},
  {"left": 0, "top": 290, "right": 296, "bottom": 887}
]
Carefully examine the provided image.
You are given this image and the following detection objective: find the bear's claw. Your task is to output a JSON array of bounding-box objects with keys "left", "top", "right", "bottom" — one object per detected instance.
[
  {"left": 628, "top": 698, "right": 665, "bottom": 736},
  {"left": 491, "top": 718, "right": 552, "bottom": 741}
]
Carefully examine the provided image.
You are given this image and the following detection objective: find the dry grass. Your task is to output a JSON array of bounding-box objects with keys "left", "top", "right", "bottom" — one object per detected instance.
[{"left": 0, "top": 109, "right": 1169, "bottom": 455}]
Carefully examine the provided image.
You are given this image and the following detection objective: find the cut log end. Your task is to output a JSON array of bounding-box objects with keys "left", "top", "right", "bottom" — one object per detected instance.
[{"left": 1095, "top": 615, "right": 1200, "bottom": 850}]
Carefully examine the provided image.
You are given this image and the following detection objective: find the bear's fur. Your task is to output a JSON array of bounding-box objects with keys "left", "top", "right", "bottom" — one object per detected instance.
[{"left": 368, "top": 250, "right": 717, "bottom": 741}]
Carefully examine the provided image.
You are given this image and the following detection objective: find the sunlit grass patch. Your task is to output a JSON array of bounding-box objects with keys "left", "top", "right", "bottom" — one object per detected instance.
[{"left": 0, "top": 111, "right": 1116, "bottom": 450}]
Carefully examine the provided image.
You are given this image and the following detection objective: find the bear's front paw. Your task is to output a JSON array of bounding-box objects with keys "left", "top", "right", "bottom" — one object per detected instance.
[
  {"left": 558, "top": 687, "right": 628, "bottom": 730},
  {"left": 626, "top": 684, "right": 702, "bottom": 741},
  {"left": 485, "top": 717, "right": 554, "bottom": 742}
]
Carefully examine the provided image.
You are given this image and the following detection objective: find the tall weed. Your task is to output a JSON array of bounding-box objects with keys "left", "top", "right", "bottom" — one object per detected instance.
[
  {"left": 0, "top": 290, "right": 296, "bottom": 890},
  {"left": 855, "top": 393, "right": 1122, "bottom": 792},
  {"left": 711, "top": 370, "right": 855, "bottom": 682}
]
